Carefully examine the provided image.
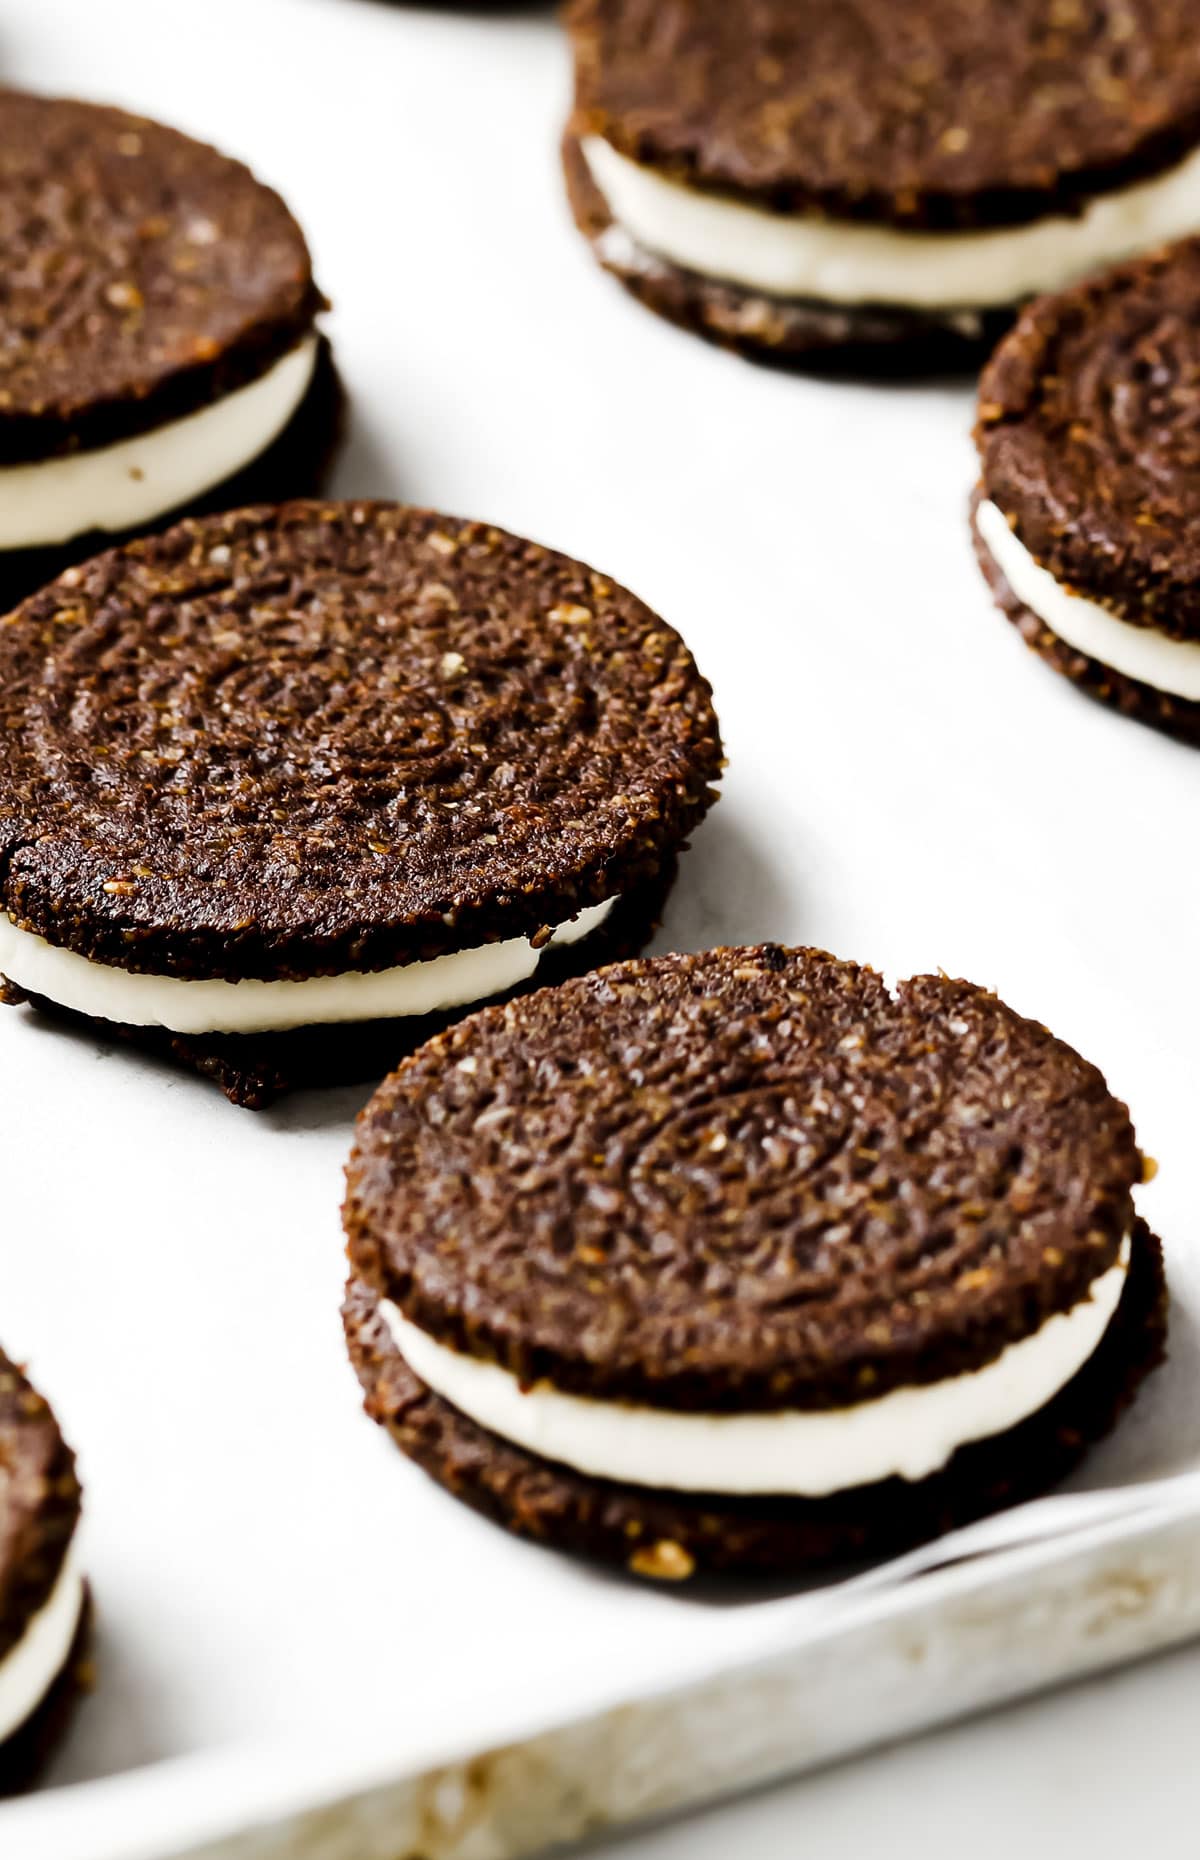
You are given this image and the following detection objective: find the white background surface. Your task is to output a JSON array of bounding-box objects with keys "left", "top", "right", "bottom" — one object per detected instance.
[{"left": 2, "top": 0, "right": 1199, "bottom": 1855}]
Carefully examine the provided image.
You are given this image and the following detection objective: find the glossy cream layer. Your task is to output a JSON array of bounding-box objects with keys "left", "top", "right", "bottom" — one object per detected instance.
[
  {"left": 0, "top": 1547, "right": 84, "bottom": 1743},
  {"left": 0, "top": 898, "right": 615, "bottom": 1035},
  {"left": 582, "top": 136, "right": 1200, "bottom": 311},
  {"left": 381, "top": 1238, "right": 1129, "bottom": 1497},
  {"left": 0, "top": 335, "right": 318, "bottom": 550},
  {"left": 977, "top": 499, "right": 1200, "bottom": 701}
]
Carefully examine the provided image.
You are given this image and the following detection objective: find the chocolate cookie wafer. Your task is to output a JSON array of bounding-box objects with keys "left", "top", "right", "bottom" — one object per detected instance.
[
  {"left": 344, "top": 945, "right": 1165, "bottom": 1579},
  {"left": 564, "top": 0, "right": 1200, "bottom": 364}
]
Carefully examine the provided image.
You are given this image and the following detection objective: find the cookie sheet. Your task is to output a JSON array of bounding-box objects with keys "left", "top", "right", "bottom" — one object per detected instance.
[{"left": 3, "top": 1, "right": 1200, "bottom": 1855}]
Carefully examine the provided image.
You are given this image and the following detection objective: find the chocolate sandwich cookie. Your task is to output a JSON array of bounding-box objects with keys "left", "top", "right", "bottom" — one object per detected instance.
[
  {"left": 344, "top": 945, "right": 1165, "bottom": 1579},
  {"left": 974, "top": 236, "right": 1200, "bottom": 742},
  {"left": 0, "top": 502, "right": 721, "bottom": 1106},
  {"left": 0, "top": 1352, "right": 88, "bottom": 1793},
  {"left": 0, "top": 90, "right": 337, "bottom": 608},
  {"left": 564, "top": 0, "right": 1200, "bottom": 365}
]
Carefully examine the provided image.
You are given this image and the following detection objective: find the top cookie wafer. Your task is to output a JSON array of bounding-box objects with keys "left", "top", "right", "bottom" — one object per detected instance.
[
  {"left": 0, "top": 90, "right": 323, "bottom": 463},
  {"left": 568, "top": 0, "right": 1200, "bottom": 229}
]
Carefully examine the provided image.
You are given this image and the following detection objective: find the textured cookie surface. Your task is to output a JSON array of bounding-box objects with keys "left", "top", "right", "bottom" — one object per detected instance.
[
  {"left": 345, "top": 945, "right": 1142, "bottom": 1413},
  {"left": 566, "top": 0, "right": 1200, "bottom": 229},
  {"left": 343, "top": 1223, "right": 1166, "bottom": 1578},
  {"left": 0, "top": 90, "right": 323, "bottom": 462},
  {"left": 978, "top": 237, "right": 1200, "bottom": 639},
  {"left": 0, "top": 502, "right": 721, "bottom": 980},
  {"left": 0, "top": 1353, "right": 80, "bottom": 1669}
]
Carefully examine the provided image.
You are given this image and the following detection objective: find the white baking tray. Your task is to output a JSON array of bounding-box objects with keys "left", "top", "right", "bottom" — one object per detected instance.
[{"left": 4, "top": 3, "right": 1200, "bottom": 1857}]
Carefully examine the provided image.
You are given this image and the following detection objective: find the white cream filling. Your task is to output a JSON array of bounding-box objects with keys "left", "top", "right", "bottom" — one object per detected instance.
[
  {"left": 382, "top": 1237, "right": 1130, "bottom": 1496},
  {"left": 582, "top": 135, "right": 1200, "bottom": 311},
  {"left": 977, "top": 498, "right": 1200, "bottom": 701},
  {"left": 0, "top": 897, "right": 615, "bottom": 1036},
  {"left": 0, "top": 335, "right": 318, "bottom": 551},
  {"left": 0, "top": 1545, "right": 84, "bottom": 1744}
]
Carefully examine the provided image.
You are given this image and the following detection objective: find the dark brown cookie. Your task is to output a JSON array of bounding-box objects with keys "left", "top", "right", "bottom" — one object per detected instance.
[
  {"left": 563, "top": 131, "right": 1004, "bottom": 368},
  {"left": 0, "top": 503, "right": 720, "bottom": 1100},
  {"left": 344, "top": 947, "right": 1162, "bottom": 1576},
  {"left": 971, "top": 489, "right": 1200, "bottom": 747},
  {"left": 566, "top": 0, "right": 1200, "bottom": 231},
  {"left": 0, "top": 91, "right": 323, "bottom": 462},
  {"left": 0, "top": 1352, "right": 87, "bottom": 1786},
  {"left": 343, "top": 1220, "right": 1165, "bottom": 1579},
  {"left": 0, "top": 503, "right": 720, "bottom": 978},
  {"left": 977, "top": 236, "right": 1200, "bottom": 640},
  {"left": 345, "top": 945, "right": 1142, "bottom": 1413},
  {"left": 0, "top": 90, "right": 335, "bottom": 604}
]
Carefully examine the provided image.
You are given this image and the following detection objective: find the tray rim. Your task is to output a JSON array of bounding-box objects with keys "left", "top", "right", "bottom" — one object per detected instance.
[{"left": 9, "top": 1487, "right": 1200, "bottom": 1860}]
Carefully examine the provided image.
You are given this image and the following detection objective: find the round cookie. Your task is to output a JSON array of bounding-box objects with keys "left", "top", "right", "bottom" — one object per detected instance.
[
  {"left": 0, "top": 502, "right": 722, "bottom": 1106},
  {"left": 343, "top": 945, "right": 1166, "bottom": 1579},
  {"left": 0, "top": 1351, "right": 89, "bottom": 1793},
  {"left": 564, "top": 0, "right": 1200, "bottom": 364},
  {"left": 0, "top": 90, "right": 337, "bottom": 605},
  {"left": 974, "top": 236, "right": 1200, "bottom": 743}
]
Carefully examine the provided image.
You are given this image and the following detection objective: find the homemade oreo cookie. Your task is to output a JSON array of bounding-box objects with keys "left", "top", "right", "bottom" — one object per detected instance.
[
  {"left": 0, "top": 1351, "right": 88, "bottom": 1793},
  {"left": 344, "top": 945, "right": 1165, "bottom": 1579},
  {"left": 0, "top": 501, "right": 721, "bottom": 1106},
  {"left": 0, "top": 90, "right": 336, "bottom": 607},
  {"left": 975, "top": 236, "right": 1200, "bottom": 743},
  {"left": 564, "top": 0, "right": 1200, "bottom": 363}
]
